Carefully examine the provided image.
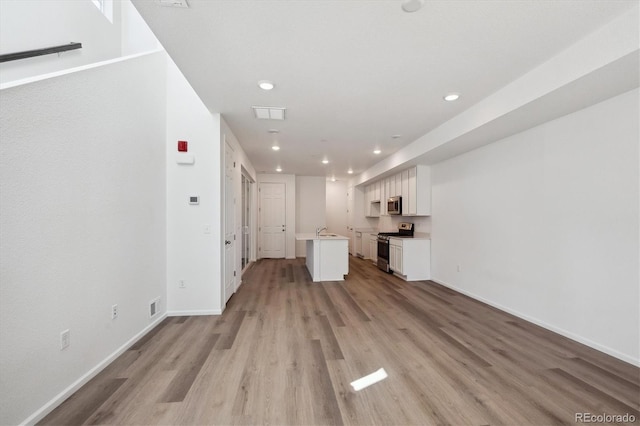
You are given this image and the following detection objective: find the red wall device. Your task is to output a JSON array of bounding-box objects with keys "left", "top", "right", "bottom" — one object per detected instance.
[{"left": 178, "top": 141, "right": 188, "bottom": 152}]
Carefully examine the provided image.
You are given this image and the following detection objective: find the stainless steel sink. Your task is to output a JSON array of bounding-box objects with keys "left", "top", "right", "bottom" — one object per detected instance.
[{"left": 319, "top": 233, "right": 338, "bottom": 237}]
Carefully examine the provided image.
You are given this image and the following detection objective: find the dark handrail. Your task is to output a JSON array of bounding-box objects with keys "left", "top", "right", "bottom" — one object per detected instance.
[{"left": 0, "top": 42, "right": 82, "bottom": 63}]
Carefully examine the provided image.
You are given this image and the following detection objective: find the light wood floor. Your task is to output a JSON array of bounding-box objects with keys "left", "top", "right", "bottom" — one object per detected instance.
[{"left": 41, "top": 257, "right": 639, "bottom": 425}]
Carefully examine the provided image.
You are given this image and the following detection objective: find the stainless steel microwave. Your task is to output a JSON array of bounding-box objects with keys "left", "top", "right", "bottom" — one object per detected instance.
[{"left": 387, "top": 196, "right": 402, "bottom": 215}]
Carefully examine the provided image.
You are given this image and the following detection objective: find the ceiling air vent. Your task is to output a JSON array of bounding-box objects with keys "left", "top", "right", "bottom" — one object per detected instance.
[
  {"left": 252, "top": 106, "right": 286, "bottom": 120},
  {"left": 158, "top": 0, "right": 189, "bottom": 8}
]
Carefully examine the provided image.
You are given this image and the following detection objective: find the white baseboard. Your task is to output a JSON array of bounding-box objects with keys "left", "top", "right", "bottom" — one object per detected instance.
[
  {"left": 430, "top": 279, "right": 640, "bottom": 367},
  {"left": 167, "top": 309, "right": 222, "bottom": 316},
  {"left": 21, "top": 313, "right": 169, "bottom": 425}
]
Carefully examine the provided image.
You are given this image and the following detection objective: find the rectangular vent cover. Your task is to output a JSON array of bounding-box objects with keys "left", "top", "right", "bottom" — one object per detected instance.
[
  {"left": 252, "top": 106, "right": 286, "bottom": 120},
  {"left": 158, "top": 0, "right": 189, "bottom": 8},
  {"left": 149, "top": 298, "right": 159, "bottom": 318}
]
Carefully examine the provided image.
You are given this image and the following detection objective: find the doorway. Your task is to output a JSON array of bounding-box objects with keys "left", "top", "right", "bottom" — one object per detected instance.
[
  {"left": 224, "top": 141, "right": 235, "bottom": 304},
  {"left": 241, "top": 172, "right": 254, "bottom": 272},
  {"left": 259, "top": 182, "right": 286, "bottom": 258}
]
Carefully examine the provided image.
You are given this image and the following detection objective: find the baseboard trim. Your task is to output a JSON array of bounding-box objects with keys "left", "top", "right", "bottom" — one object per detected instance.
[
  {"left": 167, "top": 309, "right": 222, "bottom": 316},
  {"left": 21, "top": 313, "right": 169, "bottom": 425},
  {"left": 430, "top": 279, "right": 640, "bottom": 367}
]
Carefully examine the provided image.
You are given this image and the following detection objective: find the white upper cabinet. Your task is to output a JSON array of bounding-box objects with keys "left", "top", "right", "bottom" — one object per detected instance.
[
  {"left": 394, "top": 174, "right": 402, "bottom": 197},
  {"left": 401, "top": 169, "right": 409, "bottom": 214},
  {"left": 405, "top": 165, "right": 431, "bottom": 216},
  {"left": 364, "top": 164, "right": 431, "bottom": 217},
  {"left": 365, "top": 184, "right": 380, "bottom": 217}
]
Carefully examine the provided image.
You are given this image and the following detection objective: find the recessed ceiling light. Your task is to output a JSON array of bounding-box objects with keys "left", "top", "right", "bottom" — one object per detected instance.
[
  {"left": 348, "top": 169, "right": 354, "bottom": 174},
  {"left": 272, "top": 145, "right": 280, "bottom": 151},
  {"left": 322, "top": 159, "right": 329, "bottom": 164},
  {"left": 373, "top": 149, "right": 381, "bottom": 155},
  {"left": 276, "top": 166, "right": 282, "bottom": 172},
  {"left": 268, "top": 129, "right": 279, "bottom": 134},
  {"left": 444, "top": 93, "right": 460, "bottom": 102},
  {"left": 258, "top": 80, "right": 275, "bottom": 90},
  {"left": 402, "top": 0, "right": 424, "bottom": 13},
  {"left": 331, "top": 177, "right": 336, "bottom": 182},
  {"left": 392, "top": 134, "right": 402, "bottom": 139}
]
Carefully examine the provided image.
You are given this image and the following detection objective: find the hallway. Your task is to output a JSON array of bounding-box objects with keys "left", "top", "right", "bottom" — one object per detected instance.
[{"left": 41, "top": 257, "right": 639, "bottom": 425}]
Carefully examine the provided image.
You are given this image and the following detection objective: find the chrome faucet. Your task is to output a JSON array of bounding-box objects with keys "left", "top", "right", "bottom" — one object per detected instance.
[{"left": 316, "top": 226, "right": 327, "bottom": 236}]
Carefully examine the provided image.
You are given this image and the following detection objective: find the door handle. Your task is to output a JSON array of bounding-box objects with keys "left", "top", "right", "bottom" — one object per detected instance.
[{"left": 225, "top": 240, "right": 231, "bottom": 245}]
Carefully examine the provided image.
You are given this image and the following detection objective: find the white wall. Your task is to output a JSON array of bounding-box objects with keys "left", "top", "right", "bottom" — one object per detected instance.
[
  {"left": 377, "top": 215, "right": 431, "bottom": 233},
  {"left": 295, "top": 176, "right": 327, "bottom": 257},
  {"left": 0, "top": 0, "right": 158, "bottom": 85},
  {"left": 257, "top": 174, "right": 296, "bottom": 259},
  {"left": 166, "top": 56, "right": 222, "bottom": 315},
  {"left": 431, "top": 89, "right": 639, "bottom": 364},
  {"left": 121, "top": 0, "right": 159, "bottom": 56},
  {"left": 0, "top": 51, "right": 167, "bottom": 425},
  {"left": 0, "top": 0, "right": 121, "bottom": 84},
  {"left": 326, "top": 180, "right": 348, "bottom": 236}
]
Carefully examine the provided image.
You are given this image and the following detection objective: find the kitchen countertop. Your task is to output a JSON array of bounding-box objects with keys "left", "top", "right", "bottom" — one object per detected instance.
[
  {"left": 296, "top": 233, "right": 349, "bottom": 241},
  {"left": 386, "top": 232, "right": 431, "bottom": 240}
]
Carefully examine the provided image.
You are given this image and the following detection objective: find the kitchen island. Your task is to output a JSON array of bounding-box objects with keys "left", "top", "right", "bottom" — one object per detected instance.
[{"left": 295, "top": 233, "right": 349, "bottom": 282}]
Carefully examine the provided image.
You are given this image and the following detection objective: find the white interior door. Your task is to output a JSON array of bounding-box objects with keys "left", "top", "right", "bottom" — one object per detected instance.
[
  {"left": 260, "top": 182, "right": 285, "bottom": 258},
  {"left": 241, "top": 174, "right": 252, "bottom": 272},
  {"left": 224, "top": 141, "right": 235, "bottom": 304},
  {"left": 347, "top": 186, "right": 354, "bottom": 255}
]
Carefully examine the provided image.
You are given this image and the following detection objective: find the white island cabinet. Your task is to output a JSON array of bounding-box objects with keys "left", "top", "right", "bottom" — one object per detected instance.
[{"left": 295, "top": 233, "right": 349, "bottom": 282}]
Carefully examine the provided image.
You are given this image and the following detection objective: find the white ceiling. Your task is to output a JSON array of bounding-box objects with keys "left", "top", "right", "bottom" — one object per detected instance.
[{"left": 132, "top": 0, "right": 637, "bottom": 181}]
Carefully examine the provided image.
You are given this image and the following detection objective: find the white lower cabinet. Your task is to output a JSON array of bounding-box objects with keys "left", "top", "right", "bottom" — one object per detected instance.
[
  {"left": 388, "top": 237, "right": 430, "bottom": 281},
  {"left": 362, "top": 233, "right": 370, "bottom": 259},
  {"left": 369, "top": 234, "right": 378, "bottom": 263},
  {"left": 389, "top": 239, "right": 403, "bottom": 274},
  {"left": 355, "top": 232, "right": 363, "bottom": 257}
]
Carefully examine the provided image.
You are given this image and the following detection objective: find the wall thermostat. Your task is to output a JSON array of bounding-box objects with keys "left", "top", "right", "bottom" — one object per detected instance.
[{"left": 189, "top": 196, "right": 199, "bottom": 205}]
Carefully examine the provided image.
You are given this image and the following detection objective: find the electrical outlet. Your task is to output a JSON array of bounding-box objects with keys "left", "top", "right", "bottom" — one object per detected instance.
[
  {"left": 179, "top": 280, "right": 186, "bottom": 288},
  {"left": 111, "top": 304, "right": 118, "bottom": 320},
  {"left": 60, "top": 329, "right": 70, "bottom": 350}
]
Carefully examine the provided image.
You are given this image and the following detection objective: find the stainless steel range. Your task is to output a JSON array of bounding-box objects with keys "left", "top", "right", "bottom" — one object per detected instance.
[{"left": 377, "top": 222, "right": 414, "bottom": 272}]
